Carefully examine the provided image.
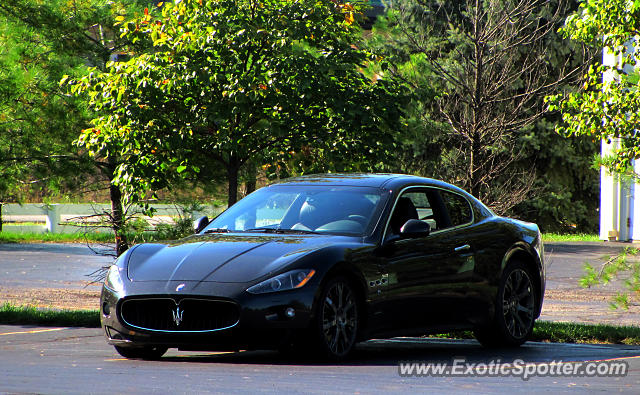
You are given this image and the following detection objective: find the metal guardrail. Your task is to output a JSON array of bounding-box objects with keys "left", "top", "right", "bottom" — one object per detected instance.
[{"left": 0, "top": 203, "right": 223, "bottom": 234}]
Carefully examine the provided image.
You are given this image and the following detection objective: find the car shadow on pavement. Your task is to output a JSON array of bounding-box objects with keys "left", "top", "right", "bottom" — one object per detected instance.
[{"left": 157, "top": 338, "right": 640, "bottom": 367}]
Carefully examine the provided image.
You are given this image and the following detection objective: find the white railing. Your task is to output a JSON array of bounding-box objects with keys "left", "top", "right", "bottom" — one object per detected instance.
[{"left": 0, "top": 203, "right": 224, "bottom": 234}]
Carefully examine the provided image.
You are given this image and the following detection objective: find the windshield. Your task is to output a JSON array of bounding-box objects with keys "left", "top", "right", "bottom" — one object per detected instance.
[{"left": 203, "top": 185, "right": 388, "bottom": 236}]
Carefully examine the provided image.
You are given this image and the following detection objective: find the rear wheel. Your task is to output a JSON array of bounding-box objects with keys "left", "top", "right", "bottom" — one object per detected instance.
[
  {"left": 114, "top": 345, "right": 168, "bottom": 360},
  {"left": 475, "top": 260, "right": 537, "bottom": 347},
  {"left": 314, "top": 276, "right": 359, "bottom": 360}
]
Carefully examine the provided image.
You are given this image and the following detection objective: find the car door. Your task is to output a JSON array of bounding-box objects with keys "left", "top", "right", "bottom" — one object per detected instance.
[{"left": 373, "top": 187, "right": 477, "bottom": 332}]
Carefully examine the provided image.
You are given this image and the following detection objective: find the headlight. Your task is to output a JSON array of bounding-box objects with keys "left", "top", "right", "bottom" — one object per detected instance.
[
  {"left": 246, "top": 269, "right": 316, "bottom": 294},
  {"left": 105, "top": 265, "right": 125, "bottom": 294}
]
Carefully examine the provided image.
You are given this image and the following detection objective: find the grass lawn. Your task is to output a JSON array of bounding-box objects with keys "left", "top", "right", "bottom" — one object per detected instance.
[
  {"left": 542, "top": 233, "right": 600, "bottom": 242},
  {"left": 0, "top": 231, "right": 114, "bottom": 244},
  {"left": 0, "top": 304, "right": 99, "bottom": 328}
]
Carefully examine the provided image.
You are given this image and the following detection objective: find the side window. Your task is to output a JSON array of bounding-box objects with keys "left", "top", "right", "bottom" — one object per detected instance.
[
  {"left": 387, "top": 187, "right": 472, "bottom": 236},
  {"left": 403, "top": 192, "right": 432, "bottom": 219},
  {"left": 440, "top": 190, "right": 472, "bottom": 227},
  {"left": 407, "top": 192, "right": 437, "bottom": 230},
  {"left": 388, "top": 190, "right": 436, "bottom": 235},
  {"left": 388, "top": 191, "right": 425, "bottom": 235}
]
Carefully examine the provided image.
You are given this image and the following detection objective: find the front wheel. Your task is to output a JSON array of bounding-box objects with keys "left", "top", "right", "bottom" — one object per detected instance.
[
  {"left": 314, "top": 276, "right": 359, "bottom": 360},
  {"left": 114, "top": 345, "right": 168, "bottom": 360},
  {"left": 475, "top": 260, "right": 537, "bottom": 348}
]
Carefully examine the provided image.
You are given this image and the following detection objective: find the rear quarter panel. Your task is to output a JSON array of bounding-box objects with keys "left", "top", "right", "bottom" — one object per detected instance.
[{"left": 468, "top": 216, "right": 544, "bottom": 320}]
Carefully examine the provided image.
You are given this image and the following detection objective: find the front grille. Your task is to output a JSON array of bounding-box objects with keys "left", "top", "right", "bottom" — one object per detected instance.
[{"left": 120, "top": 298, "right": 240, "bottom": 332}]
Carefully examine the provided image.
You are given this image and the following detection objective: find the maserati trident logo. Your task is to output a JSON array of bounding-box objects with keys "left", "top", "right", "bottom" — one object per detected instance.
[{"left": 172, "top": 306, "right": 184, "bottom": 326}]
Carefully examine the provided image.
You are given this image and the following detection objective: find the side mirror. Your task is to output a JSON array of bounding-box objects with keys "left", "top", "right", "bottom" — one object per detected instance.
[
  {"left": 399, "top": 219, "right": 430, "bottom": 239},
  {"left": 193, "top": 216, "right": 210, "bottom": 233}
]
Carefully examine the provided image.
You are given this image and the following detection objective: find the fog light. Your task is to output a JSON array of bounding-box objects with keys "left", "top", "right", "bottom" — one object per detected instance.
[
  {"left": 285, "top": 307, "right": 295, "bottom": 318},
  {"left": 102, "top": 301, "right": 111, "bottom": 316}
]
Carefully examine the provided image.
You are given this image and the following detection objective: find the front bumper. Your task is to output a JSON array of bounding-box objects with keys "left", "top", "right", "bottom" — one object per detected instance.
[{"left": 100, "top": 280, "right": 317, "bottom": 351}]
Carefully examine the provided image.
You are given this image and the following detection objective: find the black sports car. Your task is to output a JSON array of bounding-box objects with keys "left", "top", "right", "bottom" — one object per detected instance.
[{"left": 101, "top": 174, "right": 544, "bottom": 359}]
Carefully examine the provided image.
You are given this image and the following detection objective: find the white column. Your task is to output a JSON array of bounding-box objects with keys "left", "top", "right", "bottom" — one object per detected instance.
[
  {"left": 599, "top": 45, "right": 635, "bottom": 241},
  {"left": 619, "top": 175, "right": 630, "bottom": 241},
  {"left": 600, "top": 139, "right": 619, "bottom": 240},
  {"left": 632, "top": 159, "right": 640, "bottom": 241}
]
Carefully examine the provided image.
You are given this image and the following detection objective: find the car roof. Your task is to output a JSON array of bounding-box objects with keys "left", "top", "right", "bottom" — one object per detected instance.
[
  {"left": 273, "top": 173, "right": 456, "bottom": 191},
  {"left": 272, "top": 173, "right": 406, "bottom": 188}
]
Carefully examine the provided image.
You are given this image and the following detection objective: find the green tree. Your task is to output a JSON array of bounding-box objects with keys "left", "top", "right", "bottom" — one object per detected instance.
[
  {"left": 513, "top": 117, "right": 599, "bottom": 233},
  {"left": 69, "top": 0, "right": 404, "bottom": 208},
  {"left": 547, "top": 0, "right": 640, "bottom": 175},
  {"left": 0, "top": 0, "right": 152, "bottom": 255},
  {"left": 0, "top": 1, "right": 97, "bottom": 224},
  {"left": 368, "top": 0, "right": 591, "bottom": 214}
]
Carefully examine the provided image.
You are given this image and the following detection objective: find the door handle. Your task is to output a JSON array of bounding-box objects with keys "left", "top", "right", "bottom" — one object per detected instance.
[{"left": 454, "top": 244, "right": 471, "bottom": 253}]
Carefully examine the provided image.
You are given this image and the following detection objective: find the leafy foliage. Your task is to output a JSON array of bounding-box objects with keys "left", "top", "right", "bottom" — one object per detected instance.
[
  {"left": 0, "top": 0, "right": 154, "bottom": 201},
  {"left": 69, "top": 0, "right": 405, "bottom": 206},
  {"left": 547, "top": 0, "right": 640, "bottom": 175},
  {"left": 0, "top": 0, "right": 153, "bottom": 254},
  {"left": 368, "top": 0, "right": 591, "bottom": 215},
  {"left": 580, "top": 248, "right": 640, "bottom": 310},
  {"left": 0, "top": 2, "right": 92, "bottom": 204},
  {"left": 513, "top": 116, "right": 599, "bottom": 233}
]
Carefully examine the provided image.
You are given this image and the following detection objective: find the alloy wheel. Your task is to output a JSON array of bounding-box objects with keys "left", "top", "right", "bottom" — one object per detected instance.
[
  {"left": 320, "top": 278, "right": 358, "bottom": 358},
  {"left": 501, "top": 268, "right": 535, "bottom": 340}
]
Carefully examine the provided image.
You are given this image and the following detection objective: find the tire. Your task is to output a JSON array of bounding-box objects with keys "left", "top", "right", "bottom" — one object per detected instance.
[
  {"left": 313, "top": 276, "right": 359, "bottom": 360},
  {"left": 114, "top": 345, "right": 168, "bottom": 360},
  {"left": 474, "top": 260, "right": 537, "bottom": 348}
]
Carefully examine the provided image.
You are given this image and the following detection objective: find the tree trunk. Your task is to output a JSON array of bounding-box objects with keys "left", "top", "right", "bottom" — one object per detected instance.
[
  {"left": 107, "top": 158, "right": 129, "bottom": 256},
  {"left": 0, "top": 203, "right": 3, "bottom": 232},
  {"left": 109, "top": 182, "right": 129, "bottom": 256},
  {"left": 469, "top": 0, "right": 484, "bottom": 200},
  {"left": 469, "top": 131, "right": 482, "bottom": 198},
  {"left": 227, "top": 156, "right": 240, "bottom": 207}
]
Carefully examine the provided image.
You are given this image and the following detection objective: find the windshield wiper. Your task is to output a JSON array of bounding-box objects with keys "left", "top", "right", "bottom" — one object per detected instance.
[
  {"left": 244, "top": 227, "right": 319, "bottom": 235},
  {"left": 273, "top": 228, "right": 320, "bottom": 234},
  {"left": 244, "top": 227, "right": 279, "bottom": 233},
  {"left": 203, "top": 228, "right": 231, "bottom": 234}
]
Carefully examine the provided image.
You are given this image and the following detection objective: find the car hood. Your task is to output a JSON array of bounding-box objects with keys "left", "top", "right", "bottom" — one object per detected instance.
[{"left": 126, "top": 233, "right": 345, "bottom": 283}]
